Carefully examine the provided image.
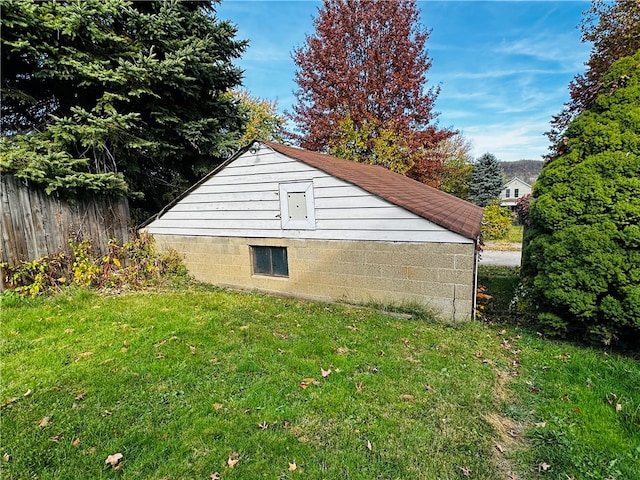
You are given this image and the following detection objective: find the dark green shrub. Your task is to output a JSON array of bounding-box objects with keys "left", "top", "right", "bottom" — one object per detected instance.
[{"left": 522, "top": 52, "right": 640, "bottom": 345}]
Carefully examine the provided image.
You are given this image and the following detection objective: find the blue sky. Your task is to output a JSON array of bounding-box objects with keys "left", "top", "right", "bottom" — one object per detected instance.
[{"left": 215, "top": 0, "right": 592, "bottom": 162}]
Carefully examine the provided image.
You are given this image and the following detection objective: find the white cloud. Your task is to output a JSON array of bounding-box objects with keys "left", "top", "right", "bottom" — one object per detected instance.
[{"left": 460, "top": 119, "right": 552, "bottom": 161}]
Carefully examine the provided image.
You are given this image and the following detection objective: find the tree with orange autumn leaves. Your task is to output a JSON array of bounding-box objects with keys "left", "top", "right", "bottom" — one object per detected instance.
[{"left": 291, "top": 0, "right": 454, "bottom": 184}]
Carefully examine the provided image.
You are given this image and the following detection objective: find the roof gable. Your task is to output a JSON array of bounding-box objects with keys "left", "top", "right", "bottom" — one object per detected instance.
[
  {"left": 503, "top": 177, "right": 532, "bottom": 188},
  {"left": 263, "top": 141, "right": 483, "bottom": 240}
]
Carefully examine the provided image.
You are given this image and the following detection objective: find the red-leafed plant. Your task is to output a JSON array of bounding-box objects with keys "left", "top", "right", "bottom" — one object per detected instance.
[{"left": 291, "top": 0, "right": 453, "bottom": 178}]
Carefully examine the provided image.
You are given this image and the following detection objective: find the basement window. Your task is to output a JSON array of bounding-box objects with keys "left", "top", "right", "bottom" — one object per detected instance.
[
  {"left": 279, "top": 182, "right": 316, "bottom": 229},
  {"left": 251, "top": 246, "right": 289, "bottom": 277}
]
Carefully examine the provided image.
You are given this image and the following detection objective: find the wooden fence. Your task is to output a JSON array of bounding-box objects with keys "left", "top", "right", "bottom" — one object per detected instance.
[{"left": 1, "top": 175, "right": 130, "bottom": 288}]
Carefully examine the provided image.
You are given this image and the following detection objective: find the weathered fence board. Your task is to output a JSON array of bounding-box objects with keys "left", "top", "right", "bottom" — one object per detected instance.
[{"left": 0, "top": 175, "right": 130, "bottom": 288}]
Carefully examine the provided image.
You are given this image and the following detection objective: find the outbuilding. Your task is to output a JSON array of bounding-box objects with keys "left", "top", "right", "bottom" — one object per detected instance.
[{"left": 142, "top": 141, "right": 484, "bottom": 320}]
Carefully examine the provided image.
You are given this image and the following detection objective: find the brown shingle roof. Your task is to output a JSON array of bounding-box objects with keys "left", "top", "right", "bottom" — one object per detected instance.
[{"left": 265, "top": 141, "right": 483, "bottom": 240}]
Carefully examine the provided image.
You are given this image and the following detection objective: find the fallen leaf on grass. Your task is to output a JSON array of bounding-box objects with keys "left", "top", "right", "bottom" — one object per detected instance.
[
  {"left": 259, "top": 421, "right": 269, "bottom": 430},
  {"left": 209, "top": 473, "right": 220, "bottom": 480},
  {"left": 72, "top": 437, "right": 81, "bottom": 447},
  {"left": 424, "top": 384, "right": 434, "bottom": 392},
  {"left": 3, "top": 453, "right": 11, "bottom": 462},
  {"left": 48, "top": 434, "right": 62, "bottom": 442},
  {"left": 554, "top": 353, "right": 571, "bottom": 363},
  {"left": 355, "top": 382, "right": 363, "bottom": 393},
  {"left": 64, "top": 328, "right": 75, "bottom": 334},
  {"left": 367, "top": 440, "right": 372, "bottom": 451},
  {"left": 227, "top": 452, "right": 239, "bottom": 468},
  {"left": 461, "top": 466, "right": 472, "bottom": 477},
  {"left": 213, "top": 403, "right": 224, "bottom": 411},
  {"left": 154, "top": 340, "right": 166, "bottom": 348},
  {"left": 1, "top": 397, "right": 20, "bottom": 409},
  {"left": 105, "top": 452, "right": 123, "bottom": 469},
  {"left": 38, "top": 416, "right": 51, "bottom": 428},
  {"left": 538, "top": 462, "right": 551, "bottom": 472},
  {"left": 288, "top": 461, "right": 297, "bottom": 471},
  {"left": 399, "top": 394, "right": 415, "bottom": 403},
  {"left": 616, "top": 403, "right": 623, "bottom": 412},
  {"left": 534, "top": 422, "right": 546, "bottom": 428},
  {"left": 495, "top": 443, "right": 504, "bottom": 453},
  {"left": 345, "top": 324, "right": 358, "bottom": 331},
  {"left": 189, "top": 345, "right": 196, "bottom": 355},
  {"left": 273, "top": 331, "right": 289, "bottom": 339},
  {"left": 321, "top": 368, "right": 331, "bottom": 378},
  {"left": 23, "top": 389, "right": 32, "bottom": 397},
  {"left": 301, "top": 377, "right": 320, "bottom": 387}
]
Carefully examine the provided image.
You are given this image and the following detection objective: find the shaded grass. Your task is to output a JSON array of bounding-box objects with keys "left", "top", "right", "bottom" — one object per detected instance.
[
  {"left": 477, "top": 266, "right": 520, "bottom": 320},
  {"left": 505, "top": 334, "right": 640, "bottom": 479},
  {"left": 477, "top": 266, "right": 640, "bottom": 479}
]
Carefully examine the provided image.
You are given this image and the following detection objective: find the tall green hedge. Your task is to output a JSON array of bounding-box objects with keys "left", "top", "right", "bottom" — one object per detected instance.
[{"left": 522, "top": 52, "right": 640, "bottom": 345}]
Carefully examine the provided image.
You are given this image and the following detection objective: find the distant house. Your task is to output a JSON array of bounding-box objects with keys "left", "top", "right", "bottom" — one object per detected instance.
[
  {"left": 142, "top": 141, "right": 484, "bottom": 321},
  {"left": 499, "top": 177, "right": 532, "bottom": 208}
]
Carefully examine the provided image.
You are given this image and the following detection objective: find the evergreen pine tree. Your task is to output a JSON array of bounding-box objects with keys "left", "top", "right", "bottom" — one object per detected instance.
[
  {"left": 468, "top": 153, "right": 504, "bottom": 207},
  {"left": 1, "top": 0, "right": 247, "bottom": 217}
]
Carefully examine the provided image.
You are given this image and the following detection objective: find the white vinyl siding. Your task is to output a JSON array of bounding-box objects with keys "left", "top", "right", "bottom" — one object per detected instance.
[
  {"left": 500, "top": 178, "right": 532, "bottom": 200},
  {"left": 146, "top": 148, "right": 471, "bottom": 244}
]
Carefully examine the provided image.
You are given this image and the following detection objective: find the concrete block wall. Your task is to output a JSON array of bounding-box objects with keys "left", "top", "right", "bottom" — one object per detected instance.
[{"left": 152, "top": 235, "right": 477, "bottom": 321}]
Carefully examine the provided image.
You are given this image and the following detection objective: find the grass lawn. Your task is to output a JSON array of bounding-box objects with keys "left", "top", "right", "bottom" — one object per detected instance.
[
  {"left": 1, "top": 283, "right": 639, "bottom": 479},
  {"left": 483, "top": 226, "right": 524, "bottom": 251},
  {"left": 506, "top": 225, "right": 524, "bottom": 244}
]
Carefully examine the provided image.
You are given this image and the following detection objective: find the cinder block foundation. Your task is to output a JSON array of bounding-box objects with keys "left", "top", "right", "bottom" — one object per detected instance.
[{"left": 152, "top": 235, "right": 476, "bottom": 321}]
